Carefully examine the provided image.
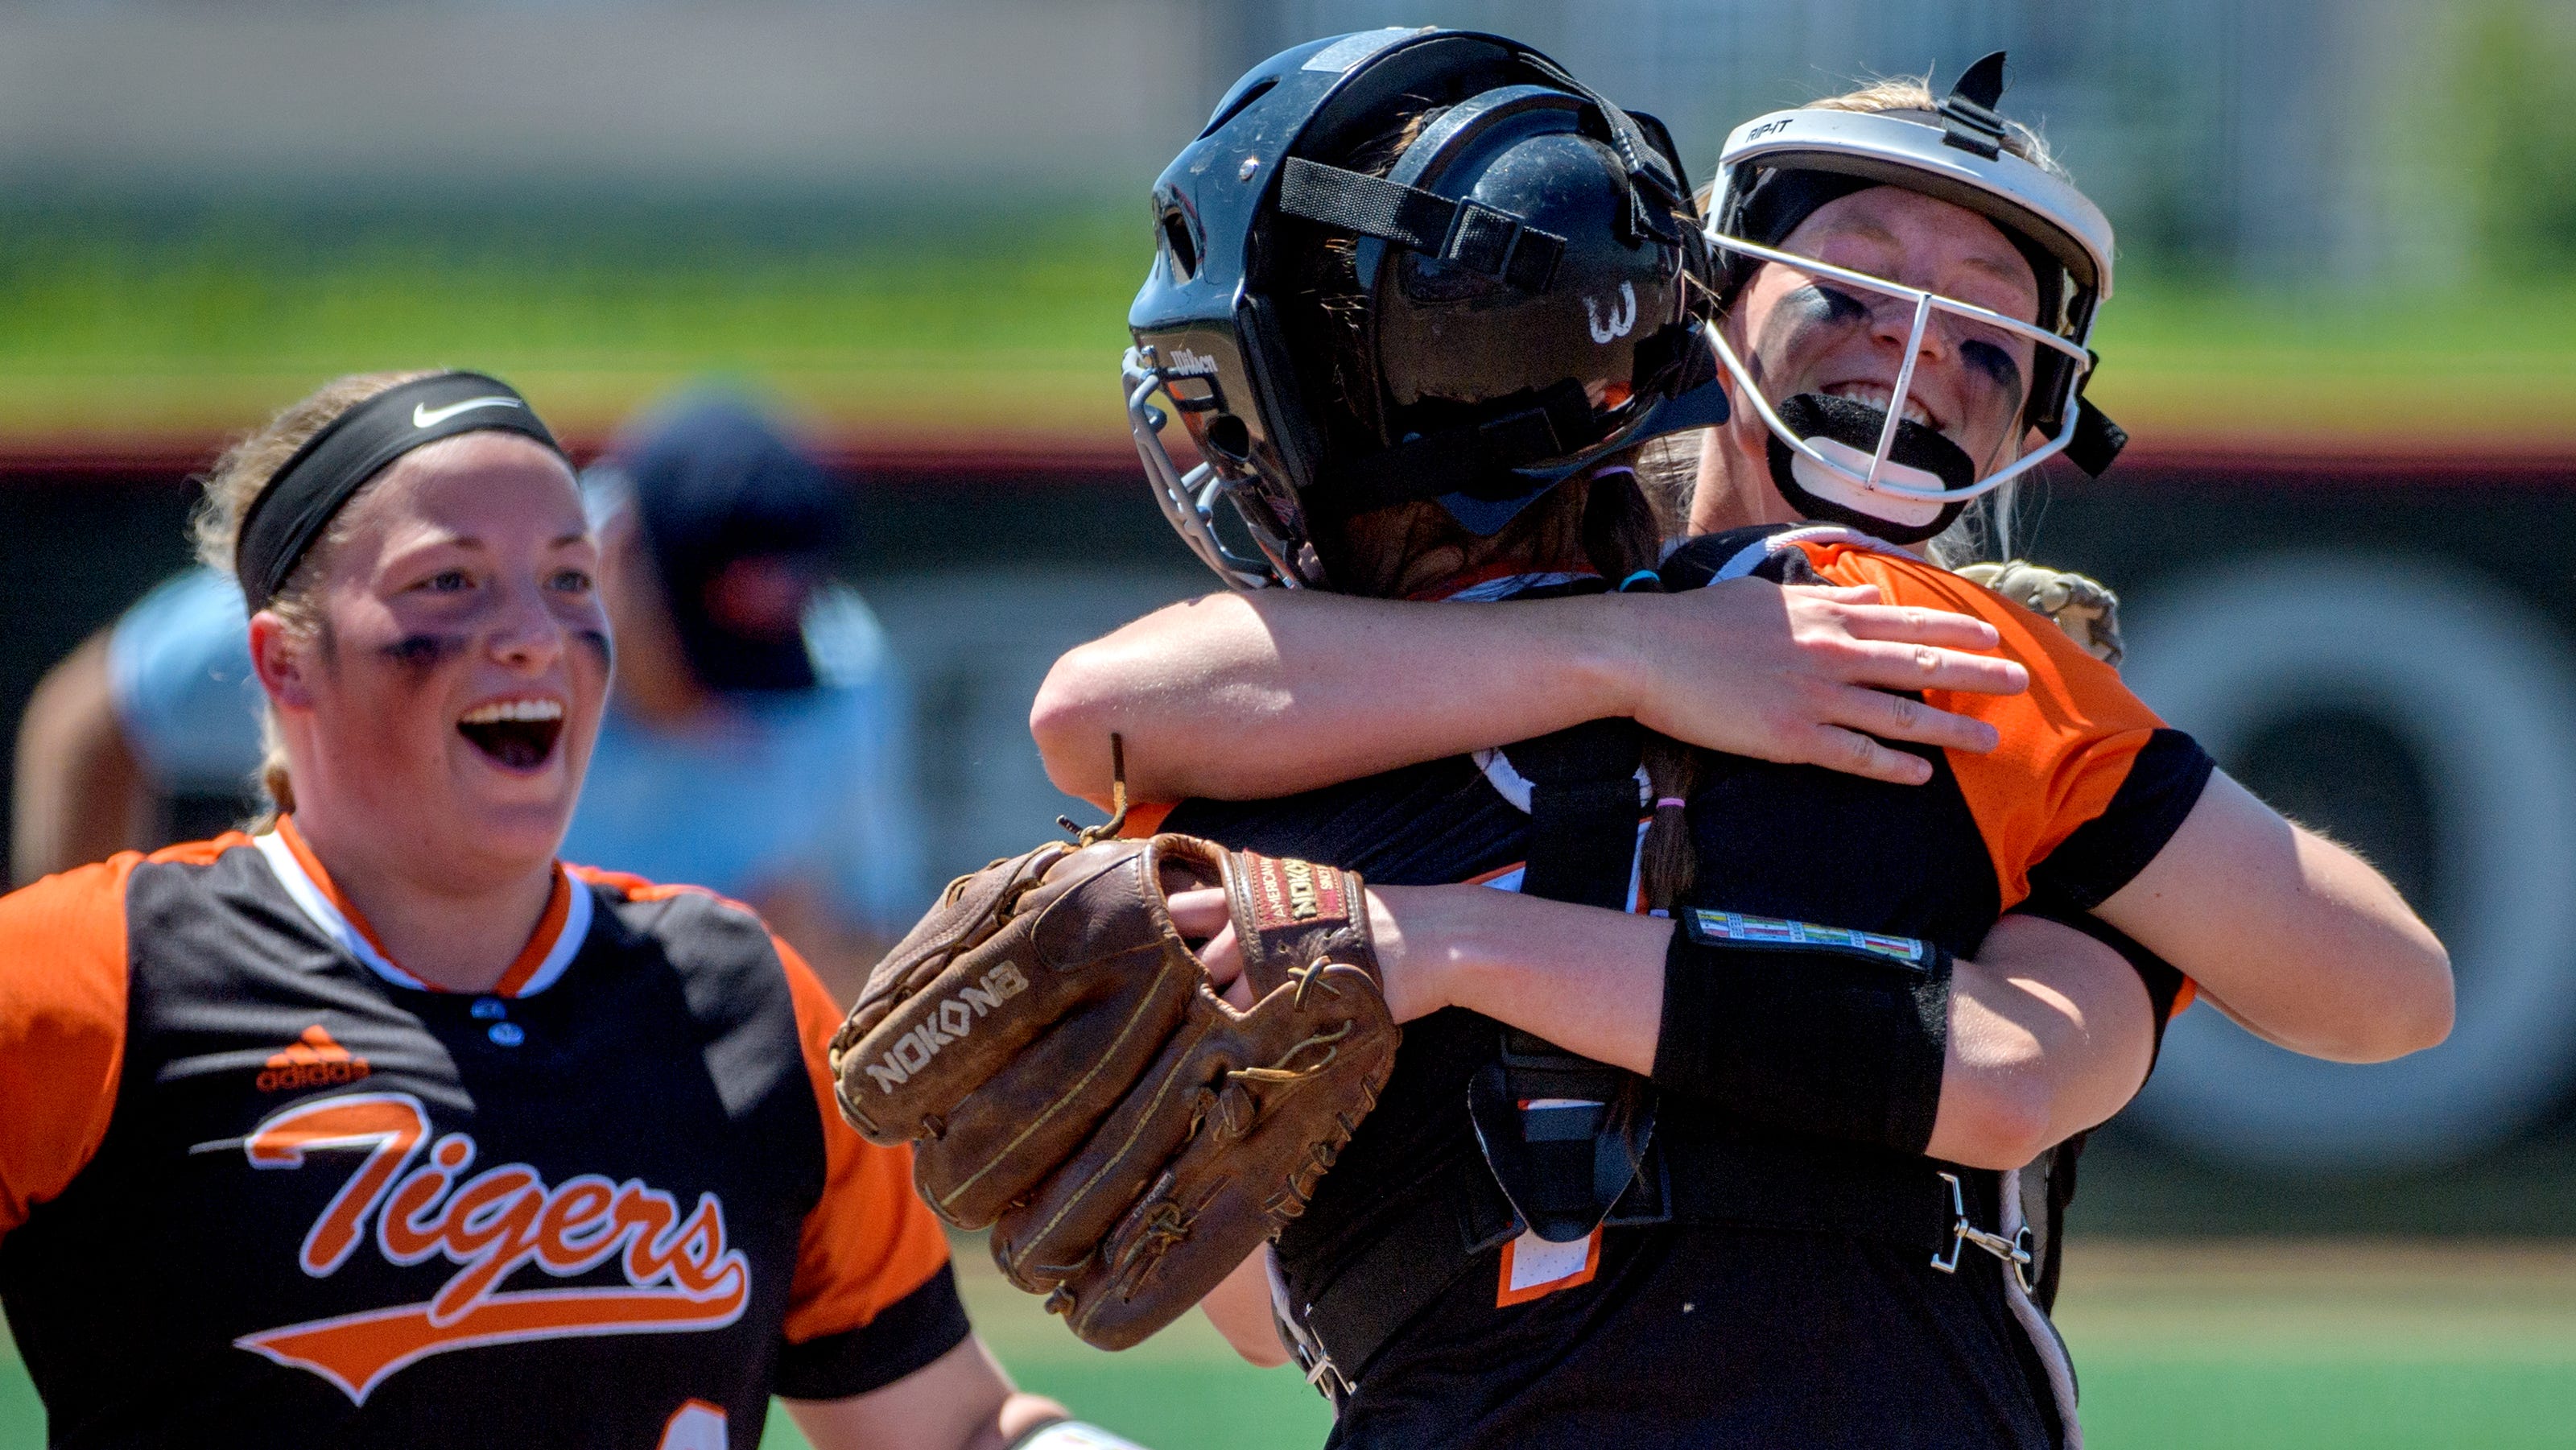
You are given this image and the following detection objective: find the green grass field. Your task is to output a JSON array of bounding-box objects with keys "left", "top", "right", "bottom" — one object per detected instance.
[
  {"left": 0, "top": 201, "right": 2570, "bottom": 455},
  {"left": 8, "top": 1238, "right": 2575, "bottom": 1448}
]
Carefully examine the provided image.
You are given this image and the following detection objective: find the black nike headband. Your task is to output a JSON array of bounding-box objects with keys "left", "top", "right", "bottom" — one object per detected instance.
[{"left": 233, "top": 371, "right": 567, "bottom": 614}]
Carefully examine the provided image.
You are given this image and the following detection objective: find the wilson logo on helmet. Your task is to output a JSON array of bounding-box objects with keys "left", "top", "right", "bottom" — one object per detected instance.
[
  {"left": 865, "top": 963, "right": 1030, "bottom": 1093},
  {"left": 1584, "top": 283, "right": 1637, "bottom": 345}
]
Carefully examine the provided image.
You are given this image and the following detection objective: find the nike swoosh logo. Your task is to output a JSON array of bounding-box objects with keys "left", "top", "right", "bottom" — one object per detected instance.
[{"left": 413, "top": 396, "right": 524, "bottom": 429}]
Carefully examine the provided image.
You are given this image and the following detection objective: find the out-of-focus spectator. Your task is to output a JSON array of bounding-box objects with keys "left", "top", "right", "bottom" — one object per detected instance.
[
  {"left": 10, "top": 392, "right": 924, "bottom": 997},
  {"left": 575, "top": 394, "right": 927, "bottom": 993},
  {"left": 12, "top": 568, "right": 264, "bottom": 876}
]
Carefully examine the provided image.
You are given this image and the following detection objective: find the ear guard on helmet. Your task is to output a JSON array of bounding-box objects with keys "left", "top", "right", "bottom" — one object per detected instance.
[
  {"left": 1703, "top": 52, "right": 2127, "bottom": 544},
  {"left": 1126, "top": 27, "right": 1728, "bottom": 589}
]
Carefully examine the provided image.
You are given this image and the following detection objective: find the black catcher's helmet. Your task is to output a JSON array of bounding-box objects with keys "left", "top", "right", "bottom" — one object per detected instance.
[{"left": 1125, "top": 27, "right": 1728, "bottom": 589}]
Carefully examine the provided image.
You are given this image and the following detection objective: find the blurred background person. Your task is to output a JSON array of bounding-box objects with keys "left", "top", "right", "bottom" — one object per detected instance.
[
  {"left": 13, "top": 564, "right": 265, "bottom": 877},
  {"left": 12, "top": 391, "right": 924, "bottom": 1000},
  {"left": 575, "top": 394, "right": 927, "bottom": 997}
]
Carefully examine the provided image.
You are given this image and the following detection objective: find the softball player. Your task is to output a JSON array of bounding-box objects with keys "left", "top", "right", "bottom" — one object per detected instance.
[
  {"left": 1034, "top": 31, "right": 2449, "bottom": 1448},
  {"left": 0, "top": 372, "right": 1122, "bottom": 1450}
]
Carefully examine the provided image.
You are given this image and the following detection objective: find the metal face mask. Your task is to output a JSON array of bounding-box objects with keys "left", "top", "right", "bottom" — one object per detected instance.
[
  {"left": 1704, "top": 52, "right": 2126, "bottom": 544},
  {"left": 1126, "top": 27, "right": 1724, "bottom": 589}
]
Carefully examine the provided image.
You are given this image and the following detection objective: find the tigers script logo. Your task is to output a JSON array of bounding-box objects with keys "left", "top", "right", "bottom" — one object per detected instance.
[{"left": 233, "top": 1092, "right": 749, "bottom": 1403}]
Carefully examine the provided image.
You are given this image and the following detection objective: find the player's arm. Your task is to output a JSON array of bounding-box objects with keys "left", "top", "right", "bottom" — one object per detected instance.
[
  {"left": 1825, "top": 547, "right": 2450, "bottom": 1068},
  {"left": 1030, "top": 580, "right": 2028, "bottom": 806},
  {"left": 11, "top": 630, "right": 153, "bottom": 884},
  {"left": 785, "top": 1336, "right": 1066, "bottom": 1450},
  {"left": 0, "top": 858, "right": 133, "bottom": 1239},
  {"left": 2094, "top": 770, "right": 2452, "bottom": 1063},
  {"left": 1175, "top": 887, "right": 2155, "bottom": 1171},
  {"left": 1198, "top": 1246, "right": 1292, "bottom": 1368},
  {"left": 778, "top": 941, "right": 1158, "bottom": 1450}
]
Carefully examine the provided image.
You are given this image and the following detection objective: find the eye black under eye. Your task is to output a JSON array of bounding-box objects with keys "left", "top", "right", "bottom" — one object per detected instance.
[
  {"left": 1798, "top": 284, "right": 1872, "bottom": 324},
  {"left": 1961, "top": 338, "right": 2025, "bottom": 394}
]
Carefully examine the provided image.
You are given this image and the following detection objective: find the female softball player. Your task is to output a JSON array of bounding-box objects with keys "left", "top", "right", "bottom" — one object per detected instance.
[
  {"left": 1030, "top": 31, "right": 2450, "bottom": 1448},
  {"left": 0, "top": 372, "right": 1133, "bottom": 1450}
]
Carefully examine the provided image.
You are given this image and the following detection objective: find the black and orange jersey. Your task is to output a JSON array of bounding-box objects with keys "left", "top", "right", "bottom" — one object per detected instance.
[
  {"left": 1664, "top": 526, "right": 2214, "bottom": 924},
  {"left": 0, "top": 817, "right": 963, "bottom": 1450},
  {"left": 1645, "top": 526, "right": 2211, "bottom": 1038},
  {"left": 1158, "top": 533, "right": 2211, "bottom": 1450}
]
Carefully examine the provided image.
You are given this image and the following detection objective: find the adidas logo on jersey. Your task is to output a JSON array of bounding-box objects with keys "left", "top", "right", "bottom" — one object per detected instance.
[
  {"left": 864, "top": 963, "right": 1030, "bottom": 1094},
  {"left": 256, "top": 1025, "right": 372, "bottom": 1093}
]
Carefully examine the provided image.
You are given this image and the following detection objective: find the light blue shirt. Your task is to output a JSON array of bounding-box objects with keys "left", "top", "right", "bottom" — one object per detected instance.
[
  {"left": 106, "top": 567, "right": 262, "bottom": 795},
  {"left": 560, "top": 588, "right": 930, "bottom": 932},
  {"left": 105, "top": 565, "right": 927, "bottom": 933}
]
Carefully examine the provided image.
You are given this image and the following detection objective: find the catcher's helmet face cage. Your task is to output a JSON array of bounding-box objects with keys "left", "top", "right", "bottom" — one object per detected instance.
[
  {"left": 1126, "top": 27, "right": 1728, "bottom": 590},
  {"left": 1703, "top": 53, "right": 2127, "bottom": 544}
]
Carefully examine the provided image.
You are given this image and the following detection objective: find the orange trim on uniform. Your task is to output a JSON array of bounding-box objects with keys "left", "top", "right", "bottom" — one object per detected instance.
[
  {"left": 275, "top": 815, "right": 396, "bottom": 960},
  {"left": 564, "top": 865, "right": 764, "bottom": 920},
  {"left": 1115, "top": 802, "right": 1176, "bottom": 841},
  {"left": 0, "top": 852, "right": 139, "bottom": 1237},
  {"left": 776, "top": 934, "right": 951, "bottom": 1344},
  {"left": 1793, "top": 542, "right": 2168, "bottom": 910},
  {"left": 489, "top": 875, "right": 575, "bottom": 998},
  {"left": 566, "top": 865, "right": 950, "bottom": 1341},
  {"left": 1495, "top": 1226, "right": 1601, "bottom": 1307},
  {"left": 2170, "top": 977, "right": 2198, "bottom": 1019},
  {"left": 150, "top": 831, "right": 255, "bottom": 868},
  {"left": 281, "top": 815, "right": 573, "bottom": 998}
]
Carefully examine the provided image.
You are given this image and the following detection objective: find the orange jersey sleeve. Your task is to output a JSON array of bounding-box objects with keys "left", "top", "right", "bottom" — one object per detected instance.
[
  {"left": 0, "top": 855, "right": 137, "bottom": 1237},
  {"left": 776, "top": 940, "right": 953, "bottom": 1346},
  {"left": 1115, "top": 802, "right": 1176, "bottom": 840},
  {"left": 1795, "top": 539, "right": 2174, "bottom": 910}
]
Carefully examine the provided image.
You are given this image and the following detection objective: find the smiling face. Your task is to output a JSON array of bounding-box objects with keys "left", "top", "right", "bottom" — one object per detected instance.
[
  {"left": 1691, "top": 184, "right": 2044, "bottom": 536},
  {"left": 250, "top": 432, "right": 608, "bottom": 886}
]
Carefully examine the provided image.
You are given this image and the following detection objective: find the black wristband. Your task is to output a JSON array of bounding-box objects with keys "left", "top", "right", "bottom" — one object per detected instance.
[{"left": 1650, "top": 909, "right": 1952, "bottom": 1154}]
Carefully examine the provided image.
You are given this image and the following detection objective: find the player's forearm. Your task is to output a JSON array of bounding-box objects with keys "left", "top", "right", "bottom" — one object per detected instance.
[
  {"left": 1383, "top": 888, "right": 2149, "bottom": 1169},
  {"left": 2097, "top": 771, "right": 2453, "bottom": 1063},
  {"left": 1927, "top": 914, "right": 2156, "bottom": 1169},
  {"left": 787, "top": 1336, "right": 1067, "bottom": 1450},
  {"left": 1032, "top": 590, "right": 1632, "bottom": 808},
  {"left": 1373, "top": 883, "right": 1673, "bottom": 1072},
  {"left": 1198, "top": 1247, "right": 1292, "bottom": 1368},
  {"left": 11, "top": 632, "right": 153, "bottom": 884}
]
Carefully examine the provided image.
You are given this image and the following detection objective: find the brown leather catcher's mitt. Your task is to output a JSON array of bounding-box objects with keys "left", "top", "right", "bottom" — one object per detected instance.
[
  {"left": 828, "top": 832, "right": 1398, "bottom": 1350},
  {"left": 1957, "top": 559, "right": 2125, "bottom": 667}
]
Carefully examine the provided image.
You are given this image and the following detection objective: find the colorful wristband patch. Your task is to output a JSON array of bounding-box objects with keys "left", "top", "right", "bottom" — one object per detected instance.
[{"left": 1683, "top": 909, "right": 1928, "bottom": 970}]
